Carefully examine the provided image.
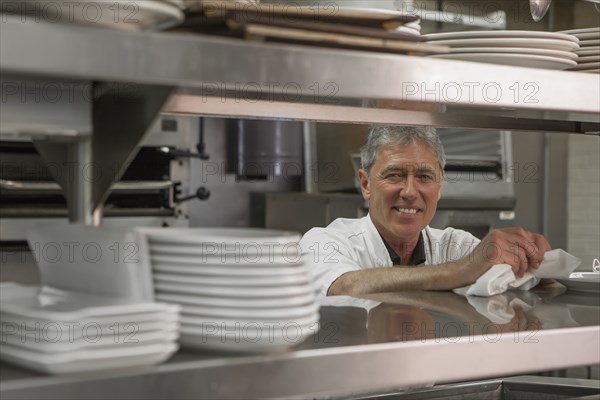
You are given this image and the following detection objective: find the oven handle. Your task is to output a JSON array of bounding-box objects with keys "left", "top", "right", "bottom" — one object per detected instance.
[{"left": 0, "top": 179, "right": 175, "bottom": 193}]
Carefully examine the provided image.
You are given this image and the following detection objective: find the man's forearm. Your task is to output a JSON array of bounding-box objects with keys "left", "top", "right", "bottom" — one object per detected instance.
[{"left": 327, "top": 260, "right": 477, "bottom": 296}]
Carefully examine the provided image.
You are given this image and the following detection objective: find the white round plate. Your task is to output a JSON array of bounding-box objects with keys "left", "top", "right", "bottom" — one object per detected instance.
[
  {"left": 150, "top": 251, "right": 302, "bottom": 266},
  {"left": 424, "top": 30, "right": 578, "bottom": 43},
  {"left": 153, "top": 272, "right": 310, "bottom": 287},
  {"left": 0, "top": 0, "right": 184, "bottom": 31},
  {"left": 152, "top": 262, "right": 306, "bottom": 277},
  {"left": 567, "top": 32, "right": 600, "bottom": 41},
  {"left": 139, "top": 227, "right": 300, "bottom": 245},
  {"left": 557, "top": 272, "right": 600, "bottom": 293},
  {"left": 155, "top": 292, "right": 315, "bottom": 311},
  {"left": 181, "top": 311, "right": 319, "bottom": 328},
  {"left": 580, "top": 40, "right": 600, "bottom": 47},
  {"left": 425, "top": 38, "right": 580, "bottom": 52},
  {"left": 154, "top": 281, "right": 313, "bottom": 298},
  {"left": 178, "top": 302, "right": 319, "bottom": 320},
  {"left": 569, "top": 62, "right": 600, "bottom": 70},
  {"left": 559, "top": 27, "right": 600, "bottom": 35},
  {"left": 575, "top": 47, "right": 600, "bottom": 56},
  {"left": 179, "top": 322, "right": 317, "bottom": 353},
  {"left": 578, "top": 55, "right": 600, "bottom": 63},
  {"left": 429, "top": 53, "right": 576, "bottom": 70},
  {"left": 581, "top": 69, "right": 600, "bottom": 73},
  {"left": 447, "top": 46, "right": 578, "bottom": 60},
  {"left": 155, "top": 291, "right": 316, "bottom": 309}
]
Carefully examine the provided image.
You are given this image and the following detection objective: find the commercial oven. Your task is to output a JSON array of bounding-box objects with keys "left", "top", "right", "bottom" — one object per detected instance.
[{"left": 0, "top": 116, "right": 196, "bottom": 243}]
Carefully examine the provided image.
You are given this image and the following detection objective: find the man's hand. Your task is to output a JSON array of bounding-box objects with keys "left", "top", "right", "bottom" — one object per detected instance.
[{"left": 464, "top": 228, "right": 552, "bottom": 282}]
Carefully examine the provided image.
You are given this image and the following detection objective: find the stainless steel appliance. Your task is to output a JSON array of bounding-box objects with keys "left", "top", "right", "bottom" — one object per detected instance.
[{"left": 0, "top": 116, "right": 196, "bottom": 242}]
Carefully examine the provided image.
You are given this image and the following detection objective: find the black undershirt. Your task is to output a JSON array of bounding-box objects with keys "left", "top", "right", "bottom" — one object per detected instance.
[{"left": 381, "top": 232, "right": 426, "bottom": 266}]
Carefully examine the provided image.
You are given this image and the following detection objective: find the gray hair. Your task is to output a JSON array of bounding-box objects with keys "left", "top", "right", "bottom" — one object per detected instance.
[{"left": 360, "top": 125, "right": 446, "bottom": 174}]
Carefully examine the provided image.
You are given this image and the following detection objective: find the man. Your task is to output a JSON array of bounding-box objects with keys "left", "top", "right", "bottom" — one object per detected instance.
[{"left": 300, "top": 125, "right": 551, "bottom": 297}]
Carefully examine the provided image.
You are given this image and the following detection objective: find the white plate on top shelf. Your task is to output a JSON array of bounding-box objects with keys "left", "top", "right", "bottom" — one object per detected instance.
[
  {"left": 569, "top": 62, "right": 600, "bottom": 70},
  {"left": 575, "top": 47, "right": 600, "bottom": 56},
  {"left": 429, "top": 53, "right": 576, "bottom": 70},
  {"left": 0, "top": 341, "right": 178, "bottom": 375},
  {"left": 566, "top": 32, "right": 600, "bottom": 41},
  {"left": 425, "top": 38, "right": 580, "bottom": 52},
  {"left": 447, "top": 46, "right": 578, "bottom": 60},
  {"left": 580, "top": 39, "right": 600, "bottom": 47},
  {"left": 155, "top": 291, "right": 316, "bottom": 309},
  {"left": 557, "top": 272, "right": 600, "bottom": 294},
  {"left": 578, "top": 55, "right": 600, "bottom": 63},
  {"left": 0, "top": 0, "right": 184, "bottom": 31},
  {"left": 424, "top": 30, "right": 578, "bottom": 43},
  {"left": 0, "top": 283, "right": 178, "bottom": 322}
]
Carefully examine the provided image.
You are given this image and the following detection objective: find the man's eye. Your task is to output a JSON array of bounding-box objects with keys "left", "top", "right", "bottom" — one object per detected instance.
[
  {"left": 418, "top": 175, "right": 435, "bottom": 182},
  {"left": 385, "top": 173, "right": 403, "bottom": 179}
]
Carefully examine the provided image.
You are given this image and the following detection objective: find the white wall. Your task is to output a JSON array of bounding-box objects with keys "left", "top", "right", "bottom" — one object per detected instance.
[{"left": 567, "top": 135, "right": 600, "bottom": 271}]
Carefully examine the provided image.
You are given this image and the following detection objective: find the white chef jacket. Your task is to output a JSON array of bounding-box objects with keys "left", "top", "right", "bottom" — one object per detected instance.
[{"left": 300, "top": 215, "right": 481, "bottom": 297}]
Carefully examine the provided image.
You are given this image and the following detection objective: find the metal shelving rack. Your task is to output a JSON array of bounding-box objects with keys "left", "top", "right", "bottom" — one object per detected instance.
[
  {"left": 2, "top": 18, "right": 599, "bottom": 224},
  {"left": 1, "top": 17, "right": 599, "bottom": 400}
]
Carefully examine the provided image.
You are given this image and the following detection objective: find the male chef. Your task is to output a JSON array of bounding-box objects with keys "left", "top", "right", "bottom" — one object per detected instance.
[{"left": 300, "top": 125, "right": 551, "bottom": 297}]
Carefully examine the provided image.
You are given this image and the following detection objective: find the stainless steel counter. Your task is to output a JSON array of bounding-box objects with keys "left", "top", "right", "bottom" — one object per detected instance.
[{"left": 1, "top": 284, "right": 599, "bottom": 399}]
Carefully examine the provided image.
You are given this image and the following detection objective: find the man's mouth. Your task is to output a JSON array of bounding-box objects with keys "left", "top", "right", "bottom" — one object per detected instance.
[{"left": 392, "top": 207, "right": 421, "bottom": 215}]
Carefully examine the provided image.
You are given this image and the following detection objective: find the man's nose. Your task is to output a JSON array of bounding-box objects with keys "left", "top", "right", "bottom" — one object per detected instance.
[{"left": 400, "top": 175, "right": 417, "bottom": 200}]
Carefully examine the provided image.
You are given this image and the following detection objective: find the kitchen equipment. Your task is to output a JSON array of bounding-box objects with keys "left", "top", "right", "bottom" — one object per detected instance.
[
  {"left": 0, "top": 116, "right": 195, "bottom": 242},
  {"left": 530, "top": 0, "right": 552, "bottom": 22}
]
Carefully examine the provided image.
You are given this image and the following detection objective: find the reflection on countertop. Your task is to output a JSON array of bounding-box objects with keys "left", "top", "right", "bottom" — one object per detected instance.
[{"left": 296, "top": 282, "right": 600, "bottom": 349}]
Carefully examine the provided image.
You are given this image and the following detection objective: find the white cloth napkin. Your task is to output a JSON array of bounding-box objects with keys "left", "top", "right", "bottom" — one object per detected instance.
[{"left": 454, "top": 249, "right": 581, "bottom": 297}]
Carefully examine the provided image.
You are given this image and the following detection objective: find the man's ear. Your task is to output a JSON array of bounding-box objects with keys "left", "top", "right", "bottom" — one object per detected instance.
[{"left": 358, "top": 169, "right": 370, "bottom": 200}]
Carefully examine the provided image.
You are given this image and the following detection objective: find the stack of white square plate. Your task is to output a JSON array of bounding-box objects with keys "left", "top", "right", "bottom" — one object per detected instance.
[
  {"left": 0, "top": 283, "right": 180, "bottom": 375},
  {"left": 138, "top": 228, "right": 320, "bottom": 353},
  {"left": 424, "top": 30, "right": 580, "bottom": 70},
  {"left": 559, "top": 27, "right": 600, "bottom": 73}
]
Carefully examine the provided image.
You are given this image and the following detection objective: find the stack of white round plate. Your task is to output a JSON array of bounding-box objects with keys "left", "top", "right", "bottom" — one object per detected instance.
[
  {"left": 0, "top": 283, "right": 180, "bottom": 375},
  {"left": 139, "top": 228, "right": 320, "bottom": 353},
  {"left": 559, "top": 27, "right": 600, "bottom": 73},
  {"left": 423, "top": 30, "right": 580, "bottom": 70},
  {"left": 0, "top": 0, "right": 184, "bottom": 31}
]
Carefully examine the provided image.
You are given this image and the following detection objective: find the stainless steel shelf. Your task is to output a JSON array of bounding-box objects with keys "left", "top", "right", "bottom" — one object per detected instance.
[
  {"left": 1, "top": 288, "right": 599, "bottom": 399},
  {"left": 1, "top": 17, "right": 599, "bottom": 132}
]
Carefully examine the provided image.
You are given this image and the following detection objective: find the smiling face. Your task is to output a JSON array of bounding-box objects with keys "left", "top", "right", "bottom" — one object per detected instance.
[{"left": 359, "top": 140, "right": 442, "bottom": 247}]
